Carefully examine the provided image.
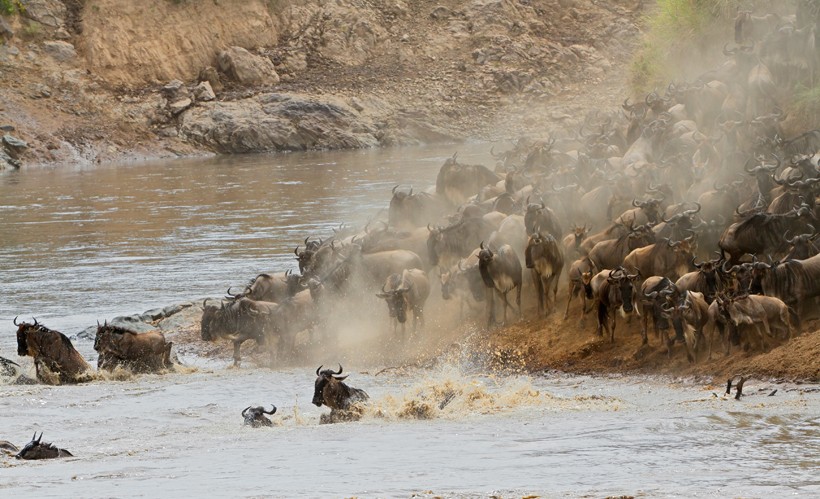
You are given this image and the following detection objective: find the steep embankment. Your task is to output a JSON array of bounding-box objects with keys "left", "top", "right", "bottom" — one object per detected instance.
[{"left": 0, "top": 0, "right": 644, "bottom": 167}]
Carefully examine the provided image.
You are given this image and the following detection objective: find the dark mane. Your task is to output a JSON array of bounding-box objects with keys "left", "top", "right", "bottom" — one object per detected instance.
[{"left": 28, "top": 323, "right": 76, "bottom": 351}]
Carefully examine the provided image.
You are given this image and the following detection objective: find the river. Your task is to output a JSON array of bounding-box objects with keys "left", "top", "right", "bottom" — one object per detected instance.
[{"left": 1, "top": 146, "right": 818, "bottom": 497}]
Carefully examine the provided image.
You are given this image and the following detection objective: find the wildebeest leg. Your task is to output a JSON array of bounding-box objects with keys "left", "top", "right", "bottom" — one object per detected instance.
[
  {"left": 515, "top": 283, "right": 522, "bottom": 318},
  {"left": 596, "top": 302, "right": 606, "bottom": 337},
  {"left": 541, "top": 275, "right": 551, "bottom": 315},
  {"left": 551, "top": 274, "right": 560, "bottom": 314},
  {"left": 610, "top": 312, "right": 617, "bottom": 343},
  {"left": 500, "top": 290, "right": 509, "bottom": 324},
  {"left": 233, "top": 340, "right": 242, "bottom": 367},
  {"left": 486, "top": 288, "right": 496, "bottom": 329},
  {"left": 564, "top": 282, "right": 575, "bottom": 320},
  {"left": 532, "top": 269, "right": 544, "bottom": 316},
  {"left": 640, "top": 304, "right": 650, "bottom": 345}
]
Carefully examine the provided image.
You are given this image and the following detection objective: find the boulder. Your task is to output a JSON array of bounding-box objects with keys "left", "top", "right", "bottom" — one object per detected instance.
[
  {"left": 217, "top": 46, "right": 279, "bottom": 86},
  {"left": 108, "top": 315, "right": 156, "bottom": 334},
  {"left": 41, "top": 41, "right": 76, "bottom": 62},
  {"left": 181, "top": 93, "right": 380, "bottom": 153},
  {"left": 20, "top": 0, "right": 66, "bottom": 28},
  {"left": 161, "top": 79, "right": 189, "bottom": 101},
  {"left": 168, "top": 98, "right": 193, "bottom": 116},
  {"left": 192, "top": 81, "right": 215, "bottom": 102},
  {"left": 198, "top": 66, "right": 223, "bottom": 93},
  {"left": 3, "top": 134, "right": 28, "bottom": 158}
]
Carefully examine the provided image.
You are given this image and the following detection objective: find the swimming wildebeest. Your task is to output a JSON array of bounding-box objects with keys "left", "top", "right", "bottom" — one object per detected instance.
[
  {"left": 15, "top": 433, "right": 73, "bottom": 460},
  {"left": 14, "top": 317, "right": 92, "bottom": 384},
  {"left": 94, "top": 322, "right": 173, "bottom": 373},
  {"left": 312, "top": 365, "right": 369, "bottom": 423},
  {"left": 242, "top": 405, "right": 277, "bottom": 427}
]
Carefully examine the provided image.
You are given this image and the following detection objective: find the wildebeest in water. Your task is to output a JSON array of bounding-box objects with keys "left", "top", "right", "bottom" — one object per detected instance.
[
  {"left": 312, "top": 365, "right": 369, "bottom": 424},
  {"left": 94, "top": 321, "right": 174, "bottom": 373},
  {"left": 15, "top": 433, "right": 73, "bottom": 460},
  {"left": 242, "top": 404, "right": 277, "bottom": 427},
  {"left": 14, "top": 317, "right": 92, "bottom": 385}
]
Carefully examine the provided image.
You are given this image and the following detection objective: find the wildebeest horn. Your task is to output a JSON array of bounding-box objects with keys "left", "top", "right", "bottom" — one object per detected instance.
[
  {"left": 334, "top": 364, "right": 343, "bottom": 375},
  {"left": 294, "top": 246, "right": 301, "bottom": 256},
  {"left": 392, "top": 184, "right": 399, "bottom": 194},
  {"left": 264, "top": 405, "right": 277, "bottom": 415},
  {"left": 645, "top": 291, "right": 659, "bottom": 299},
  {"left": 13, "top": 316, "right": 19, "bottom": 326},
  {"left": 316, "top": 365, "right": 323, "bottom": 376},
  {"left": 286, "top": 269, "right": 292, "bottom": 277},
  {"left": 242, "top": 406, "right": 251, "bottom": 417},
  {"left": 33, "top": 318, "right": 38, "bottom": 327},
  {"left": 693, "top": 256, "right": 703, "bottom": 269},
  {"left": 480, "top": 241, "right": 485, "bottom": 250},
  {"left": 36, "top": 432, "right": 42, "bottom": 444}
]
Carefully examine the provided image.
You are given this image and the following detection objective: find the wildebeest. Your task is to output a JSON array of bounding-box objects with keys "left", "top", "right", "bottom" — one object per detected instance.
[
  {"left": 0, "top": 440, "right": 19, "bottom": 454},
  {"left": 200, "top": 298, "right": 279, "bottom": 367},
  {"left": 614, "top": 198, "right": 664, "bottom": 227},
  {"left": 719, "top": 204, "right": 815, "bottom": 263},
  {"left": 312, "top": 365, "right": 369, "bottom": 423},
  {"left": 436, "top": 153, "right": 502, "bottom": 206},
  {"left": 242, "top": 405, "right": 277, "bottom": 427},
  {"left": 241, "top": 270, "right": 304, "bottom": 303},
  {"left": 524, "top": 199, "right": 563, "bottom": 238},
  {"left": 376, "top": 268, "right": 431, "bottom": 337},
  {"left": 674, "top": 255, "right": 723, "bottom": 303},
  {"left": 593, "top": 268, "right": 640, "bottom": 342},
  {"left": 440, "top": 249, "right": 485, "bottom": 320},
  {"left": 0, "top": 355, "right": 20, "bottom": 378},
  {"left": 525, "top": 232, "right": 564, "bottom": 316},
  {"left": 588, "top": 223, "right": 655, "bottom": 271},
  {"left": 94, "top": 323, "right": 173, "bottom": 373},
  {"left": 478, "top": 242, "right": 523, "bottom": 328},
  {"left": 638, "top": 276, "right": 678, "bottom": 346},
  {"left": 14, "top": 318, "right": 92, "bottom": 385},
  {"left": 564, "top": 256, "right": 598, "bottom": 322},
  {"left": 388, "top": 185, "right": 448, "bottom": 229},
  {"left": 427, "top": 216, "right": 495, "bottom": 269},
  {"left": 747, "top": 255, "right": 820, "bottom": 325},
  {"left": 623, "top": 238, "right": 696, "bottom": 282},
  {"left": 562, "top": 224, "right": 592, "bottom": 260},
  {"left": 15, "top": 433, "right": 73, "bottom": 460},
  {"left": 712, "top": 293, "right": 795, "bottom": 354},
  {"left": 663, "top": 290, "right": 711, "bottom": 362}
]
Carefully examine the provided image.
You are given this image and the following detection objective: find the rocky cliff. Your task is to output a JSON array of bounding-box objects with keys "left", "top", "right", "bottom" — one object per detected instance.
[{"left": 0, "top": 0, "right": 644, "bottom": 168}]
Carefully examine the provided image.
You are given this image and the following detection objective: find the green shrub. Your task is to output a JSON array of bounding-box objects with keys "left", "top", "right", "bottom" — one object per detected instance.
[
  {"left": 789, "top": 83, "right": 820, "bottom": 127},
  {"left": 630, "top": 0, "right": 743, "bottom": 94}
]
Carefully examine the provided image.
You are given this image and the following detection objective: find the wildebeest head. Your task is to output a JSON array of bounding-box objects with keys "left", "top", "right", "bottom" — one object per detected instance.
[
  {"left": 607, "top": 268, "right": 639, "bottom": 313},
  {"left": 14, "top": 316, "right": 33, "bottom": 357},
  {"left": 312, "top": 364, "right": 347, "bottom": 407},
  {"left": 242, "top": 404, "right": 277, "bottom": 427},
  {"left": 632, "top": 198, "right": 664, "bottom": 224},
  {"left": 376, "top": 274, "right": 411, "bottom": 324},
  {"left": 200, "top": 299, "right": 226, "bottom": 341},
  {"left": 15, "top": 433, "right": 73, "bottom": 460},
  {"left": 93, "top": 320, "right": 112, "bottom": 353}
]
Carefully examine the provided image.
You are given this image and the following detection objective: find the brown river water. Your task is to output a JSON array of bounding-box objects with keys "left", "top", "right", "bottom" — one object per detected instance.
[{"left": 1, "top": 146, "right": 818, "bottom": 497}]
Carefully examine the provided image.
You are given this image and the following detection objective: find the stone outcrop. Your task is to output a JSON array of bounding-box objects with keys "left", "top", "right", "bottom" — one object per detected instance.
[{"left": 217, "top": 46, "right": 280, "bottom": 86}]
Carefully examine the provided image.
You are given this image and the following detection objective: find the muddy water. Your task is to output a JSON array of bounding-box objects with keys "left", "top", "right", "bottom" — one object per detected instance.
[{"left": 1, "top": 147, "right": 819, "bottom": 497}]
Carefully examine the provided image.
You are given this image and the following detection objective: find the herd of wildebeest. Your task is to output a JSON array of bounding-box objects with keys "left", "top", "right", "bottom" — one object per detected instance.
[{"left": 3, "top": 5, "right": 820, "bottom": 455}]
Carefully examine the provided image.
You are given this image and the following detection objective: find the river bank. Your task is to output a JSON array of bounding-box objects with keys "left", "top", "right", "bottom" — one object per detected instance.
[{"left": 0, "top": 0, "right": 644, "bottom": 170}]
